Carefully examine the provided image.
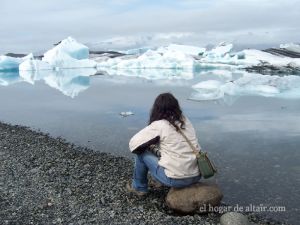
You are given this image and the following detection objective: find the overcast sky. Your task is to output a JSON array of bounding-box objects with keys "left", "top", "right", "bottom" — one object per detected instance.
[{"left": 0, "top": 0, "right": 299, "bottom": 53}]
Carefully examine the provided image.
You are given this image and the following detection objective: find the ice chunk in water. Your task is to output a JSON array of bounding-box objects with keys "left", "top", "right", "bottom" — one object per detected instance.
[
  {"left": 97, "top": 46, "right": 195, "bottom": 69},
  {"left": 192, "top": 72, "right": 300, "bottom": 100},
  {"left": 44, "top": 52, "right": 96, "bottom": 69},
  {"left": 120, "top": 111, "right": 134, "bottom": 117},
  {"left": 192, "top": 80, "right": 225, "bottom": 100},
  {"left": 280, "top": 43, "right": 300, "bottom": 54},
  {"left": 0, "top": 54, "right": 33, "bottom": 71},
  {"left": 121, "top": 47, "right": 153, "bottom": 55},
  {"left": 240, "top": 49, "right": 300, "bottom": 67},
  {"left": 19, "top": 37, "right": 97, "bottom": 71},
  {"left": 42, "top": 37, "right": 96, "bottom": 69},
  {"left": 203, "top": 42, "right": 233, "bottom": 58},
  {"left": 162, "top": 44, "right": 206, "bottom": 55},
  {"left": 19, "top": 59, "right": 53, "bottom": 71}
]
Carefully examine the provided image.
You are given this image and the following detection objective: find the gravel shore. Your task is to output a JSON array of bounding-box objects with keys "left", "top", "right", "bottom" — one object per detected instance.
[{"left": 0, "top": 122, "right": 289, "bottom": 225}]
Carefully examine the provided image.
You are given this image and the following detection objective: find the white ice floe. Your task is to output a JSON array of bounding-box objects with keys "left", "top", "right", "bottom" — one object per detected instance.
[
  {"left": 239, "top": 49, "right": 300, "bottom": 67},
  {"left": 191, "top": 73, "right": 300, "bottom": 100},
  {"left": 162, "top": 44, "right": 206, "bottom": 56},
  {"left": 120, "top": 44, "right": 205, "bottom": 56},
  {"left": 203, "top": 42, "right": 233, "bottom": 58},
  {"left": 44, "top": 52, "right": 96, "bottom": 69},
  {"left": 280, "top": 43, "right": 300, "bottom": 54},
  {"left": 97, "top": 45, "right": 196, "bottom": 70},
  {"left": 0, "top": 54, "right": 33, "bottom": 71},
  {"left": 113, "top": 42, "right": 300, "bottom": 71},
  {"left": 120, "top": 111, "right": 134, "bottom": 117},
  {"left": 19, "top": 59, "right": 52, "bottom": 72},
  {"left": 120, "top": 47, "right": 153, "bottom": 55},
  {"left": 192, "top": 80, "right": 224, "bottom": 100},
  {"left": 195, "top": 42, "right": 300, "bottom": 69}
]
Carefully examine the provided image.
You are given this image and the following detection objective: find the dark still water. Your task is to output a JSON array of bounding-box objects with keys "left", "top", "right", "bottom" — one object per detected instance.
[{"left": 0, "top": 70, "right": 299, "bottom": 224}]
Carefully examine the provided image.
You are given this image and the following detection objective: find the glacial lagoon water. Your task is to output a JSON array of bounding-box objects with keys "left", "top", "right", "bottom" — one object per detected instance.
[{"left": 0, "top": 69, "right": 299, "bottom": 224}]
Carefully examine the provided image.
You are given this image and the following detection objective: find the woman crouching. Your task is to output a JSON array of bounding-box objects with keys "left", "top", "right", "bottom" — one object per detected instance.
[{"left": 127, "top": 92, "right": 202, "bottom": 196}]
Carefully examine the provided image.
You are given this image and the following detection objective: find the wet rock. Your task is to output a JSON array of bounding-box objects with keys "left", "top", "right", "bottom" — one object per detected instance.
[
  {"left": 220, "top": 212, "right": 249, "bottom": 225},
  {"left": 166, "top": 182, "right": 223, "bottom": 213}
]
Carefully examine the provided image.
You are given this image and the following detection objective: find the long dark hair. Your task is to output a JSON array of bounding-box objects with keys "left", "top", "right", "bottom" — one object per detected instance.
[{"left": 149, "top": 93, "right": 185, "bottom": 130}]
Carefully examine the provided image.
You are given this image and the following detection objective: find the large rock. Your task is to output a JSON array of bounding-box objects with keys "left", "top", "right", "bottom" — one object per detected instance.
[
  {"left": 220, "top": 212, "right": 249, "bottom": 225},
  {"left": 165, "top": 182, "right": 223, "bottom": 214}
]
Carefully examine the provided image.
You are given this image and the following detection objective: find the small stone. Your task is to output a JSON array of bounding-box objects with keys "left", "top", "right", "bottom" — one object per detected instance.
[
  {"left": 30, "top": 168, "right": 39, "bottom": 173},
  {"left": 220, "top": 212, "right": 249, "bottom": 225},
  {"left": 65, "top": 188, "right": 72, "bottom": 194},
  {"left": 47, "top": 202, "right": 53, "bottom": 207}
]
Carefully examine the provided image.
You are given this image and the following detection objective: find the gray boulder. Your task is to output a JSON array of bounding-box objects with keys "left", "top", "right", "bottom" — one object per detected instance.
[
  {"left": 165, "top": 182, "right": 223, "bottom": 213},
  {"left": 220, "top": 212, "right": 249, "bottom": 225}
]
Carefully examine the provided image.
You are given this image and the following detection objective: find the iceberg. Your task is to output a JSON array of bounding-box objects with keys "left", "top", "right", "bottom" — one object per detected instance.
[
  {"left": 191, "top": 73, "right": 300, "bottom": 100},
  {"left": 120, "top": 47, "right": 153, "bottom": 55},
  {"left": 199, "top": 44, "right": 300, "bottom": 70},
  {"left": 203, "top": 42, "right": 233, "bottom": 58},
  {"left": 42, "top": 37, "right": 97, "bottom": 69},
  {"left": 96, "top": 41, "right": 300, "bottom": 75},
  {"left": 43, "top": 36, "right": 89, "bottom": 61},
  {"left": 97, "top": 45, "right": 196, "bottom": 69},
  {"left": 0, "top": 54, "right": 33, "bottom": 71},
  {"left": 280, "top": 43, "right": 300, "bottom": 54},
  {"left": 240, "top": 49, "right": 300, "bottom": 67},
  {"left": 19, "top": 37, "right": 97, "bottom": 71},
  {"left": 44, "top": 52, "right": 96, "bottom": 69},
  {"left": 191, "top": 80, "right": 225, "bottom": 100},
  {"left": 161, "top": 44, "right": 206, "bottom": 56},
  {"left": 19, "top": 59, "right": 53, "bottom": 71}
]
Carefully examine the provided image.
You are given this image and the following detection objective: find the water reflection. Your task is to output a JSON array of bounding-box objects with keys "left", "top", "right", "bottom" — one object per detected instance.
[
  {"left": 0, "top": 68, "right": 97, "bottom": 98},
  {"left": 99, "top": 68, "right": 194, "bottom": 80},
  {"left": 0, "top": 68, "right": 197, "bottom": 98},
  {"left": 1, "top": 67, "right": 300, "bottom": 102},
  {"left": 0, "top": 71, "right": 23, "bottom": 86}
]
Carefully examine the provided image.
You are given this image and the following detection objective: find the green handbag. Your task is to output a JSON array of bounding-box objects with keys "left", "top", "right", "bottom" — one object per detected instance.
[
  {"left": 178, "top": 129, "right": 217, "bottom": 179},
  {"left": 196, "top": 151, "right": 217, "bottom": 179}
]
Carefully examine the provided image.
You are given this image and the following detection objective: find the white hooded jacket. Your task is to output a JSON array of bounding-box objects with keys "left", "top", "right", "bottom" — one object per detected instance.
[{"left": 129, "top": 117, "right": 201, "bottom": 179}]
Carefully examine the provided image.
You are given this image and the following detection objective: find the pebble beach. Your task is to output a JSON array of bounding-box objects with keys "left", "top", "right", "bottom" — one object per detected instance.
[{"left": 0, "top": 122, "right": 290, "bottom": 225}]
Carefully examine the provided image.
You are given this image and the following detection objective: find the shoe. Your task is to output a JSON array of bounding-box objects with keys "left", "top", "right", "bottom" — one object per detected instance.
[
  {"left": 126, "top": 182, "right": 147, "bottom": 196},
  {"left": 148, "top": 177, "right": 164, "bottom": 189}
]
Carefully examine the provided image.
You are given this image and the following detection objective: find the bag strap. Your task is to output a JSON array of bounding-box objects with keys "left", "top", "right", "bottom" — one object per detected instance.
[{"left": 177, "top": 128, "right": 200, "bottom": 157}]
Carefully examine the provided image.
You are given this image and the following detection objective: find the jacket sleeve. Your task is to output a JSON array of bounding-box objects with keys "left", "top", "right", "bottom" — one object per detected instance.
[{"left": 129, "top": 121, "right": 161, "bottom": 154}]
